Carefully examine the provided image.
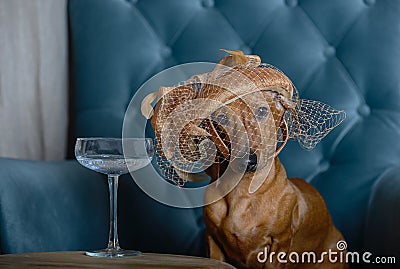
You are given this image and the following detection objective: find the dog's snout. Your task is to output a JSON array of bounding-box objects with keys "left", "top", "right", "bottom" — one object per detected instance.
[{"left": 246, "top": 150, "right": 258, "bottom": 172}]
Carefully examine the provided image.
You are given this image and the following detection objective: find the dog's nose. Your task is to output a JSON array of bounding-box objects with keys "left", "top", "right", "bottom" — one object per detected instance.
[{"left": 246, "top": 151, "right": 258, "bottom": 172}]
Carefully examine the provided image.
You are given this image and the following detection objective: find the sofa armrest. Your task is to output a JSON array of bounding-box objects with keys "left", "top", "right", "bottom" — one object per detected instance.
[
  {"left": 0, "top": 158, "right": 206, "bottom": 256},
  {"left": 364, "top": 165, "right": 400, "bottom": 268},
  {"left": 0, "top": 158, "right": 107, "bottom": 254}
]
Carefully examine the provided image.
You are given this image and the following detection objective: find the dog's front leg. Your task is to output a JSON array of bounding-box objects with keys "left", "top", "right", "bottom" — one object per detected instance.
[{"left": 206, "top": 234, "right": 226, "bottom": 261}]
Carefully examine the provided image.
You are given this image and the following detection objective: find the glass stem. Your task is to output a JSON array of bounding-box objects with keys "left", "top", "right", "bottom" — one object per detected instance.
[{"left": 107, "top": 175, "right": 120, "bottom": 250}]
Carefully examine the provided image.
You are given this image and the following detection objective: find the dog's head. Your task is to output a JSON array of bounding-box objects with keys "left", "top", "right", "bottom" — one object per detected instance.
[{"left": 142, "top": 50, "right": 345, "bottom": 193}]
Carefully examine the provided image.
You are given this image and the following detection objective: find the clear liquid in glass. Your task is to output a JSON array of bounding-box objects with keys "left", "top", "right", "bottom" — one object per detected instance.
[{"left": 76, "top": 154, "right": 151, "bottom": 175}]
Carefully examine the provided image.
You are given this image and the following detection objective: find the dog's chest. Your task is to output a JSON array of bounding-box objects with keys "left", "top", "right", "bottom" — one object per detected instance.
[
  {"left": 206, "top": 193, "right": 265, "bottom": 239},
  {"left": 205, "top": 183, "right": 296, "bottom": 245}
]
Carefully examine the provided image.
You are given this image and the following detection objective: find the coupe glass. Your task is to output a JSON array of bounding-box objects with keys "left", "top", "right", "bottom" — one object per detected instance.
[{"left": 75, "top": 137, "right": 154, "bottom": 257}]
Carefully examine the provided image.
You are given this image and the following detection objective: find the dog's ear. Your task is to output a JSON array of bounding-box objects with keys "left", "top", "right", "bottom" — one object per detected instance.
[
  {"left": 152, "top": 74, "right": 223, "bottom": 137},
  {"left": 150, "top": 84, "right": 215, "bottom": 162}
]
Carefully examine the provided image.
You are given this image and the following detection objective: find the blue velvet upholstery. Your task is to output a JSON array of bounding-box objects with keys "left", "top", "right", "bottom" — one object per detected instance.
[
  {"left": 364, "top": 165, "right": 400, "bottom": 269},
  {"left": 0, "top": 159, "right": 108, "bottom": 253},
  {"left": 1, "top": 0, "right": 399, "bottom": 267}
]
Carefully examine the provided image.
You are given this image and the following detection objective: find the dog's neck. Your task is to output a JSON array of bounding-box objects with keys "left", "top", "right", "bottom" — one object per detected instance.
[
  {"left": 241, "top": 158, "right": 288, "bottom": 194},
  {"left": 206, "top": 157, "right": 288, "bottom": 195}
]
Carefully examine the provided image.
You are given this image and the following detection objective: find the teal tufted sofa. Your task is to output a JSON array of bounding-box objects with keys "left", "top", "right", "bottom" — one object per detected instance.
[{"left": 1, "top": 0, "right": 399, "bottom": 268}]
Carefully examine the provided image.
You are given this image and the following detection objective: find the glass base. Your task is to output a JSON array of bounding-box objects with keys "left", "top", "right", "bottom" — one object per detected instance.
[{"left": 85, "top": 248, "right": 141, "bottom": 258}]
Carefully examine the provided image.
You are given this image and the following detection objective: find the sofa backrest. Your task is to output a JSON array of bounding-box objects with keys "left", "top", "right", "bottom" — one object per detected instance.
[{"left": 68, "top": 0, "right": 400, "bottom": 254}]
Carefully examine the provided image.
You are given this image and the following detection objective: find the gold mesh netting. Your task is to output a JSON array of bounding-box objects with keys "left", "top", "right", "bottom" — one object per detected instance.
[{"left": 142, "top": 50, "right": 346, "bottom": 190}]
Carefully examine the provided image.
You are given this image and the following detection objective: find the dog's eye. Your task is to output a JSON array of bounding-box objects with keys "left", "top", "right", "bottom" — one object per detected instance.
[
  {"left": 254, "top": 106, "right": 269, "bottom": 121},
  {"left": 214, "top": 114, "right": 230, "bottom": 126}
]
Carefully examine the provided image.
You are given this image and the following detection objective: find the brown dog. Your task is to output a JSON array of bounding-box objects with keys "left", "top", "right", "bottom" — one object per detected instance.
[{"left": 145, "top": 50, "right": 347, "bottom": 269}]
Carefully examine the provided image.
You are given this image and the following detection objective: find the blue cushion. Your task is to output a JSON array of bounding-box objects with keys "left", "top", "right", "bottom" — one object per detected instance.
[
  {"left": 68, "top": 0, "right": 400, "bottom": 256},
  {"left": 364, "top": 165, "right": 400, "bottom": 268},
  {"left": 0, "top": 159, "right": 107, "bottom": 253},
  {"left": 0, "top": 158, "right": 205, "bottom": 255}
]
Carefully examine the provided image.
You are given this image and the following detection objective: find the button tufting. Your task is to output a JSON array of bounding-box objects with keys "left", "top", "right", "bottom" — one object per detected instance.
[
  {"left": 363, "top": 0, "right": 376, "bottom": 6},
  {"left": 240, "top": 45, "right": 252, "bottom": 55},
  {"left": 324, "top": 46, "right": 336, "bottom": 58},
  {"left": 358, "top": 104, "right": 371, "bottom": 117},
  {"left": 160, "top": 47, "right": 172, "bottom": 58},
  {"left": 319, "top": 159, "right": 330, "bottom": 172},
  {"left": 202, "top": 0, "right": 214, "bottom": 8},
  {"left": 285, "top": 0, "right": 298, "bottom": 7}
]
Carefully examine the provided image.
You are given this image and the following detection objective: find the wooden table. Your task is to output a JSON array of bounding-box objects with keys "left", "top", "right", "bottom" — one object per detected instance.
[{"left": 0, "top": 251, "right": 236, "bottom": 268}]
